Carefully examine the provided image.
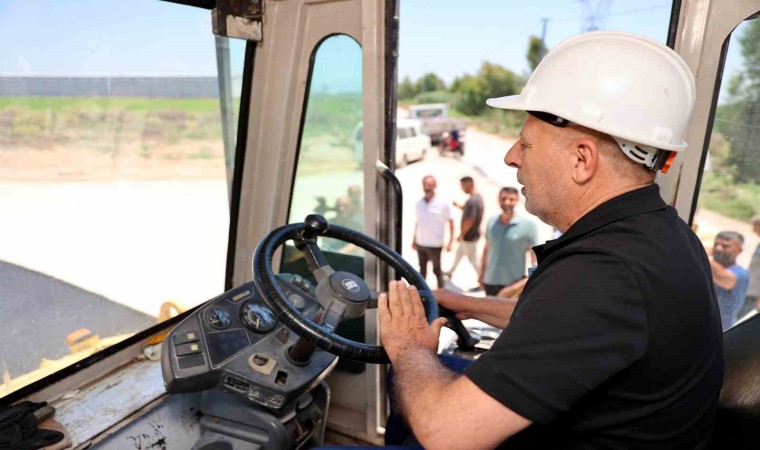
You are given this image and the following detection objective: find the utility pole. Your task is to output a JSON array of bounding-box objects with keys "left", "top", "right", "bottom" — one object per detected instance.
[{"left": 538, "top": 18, "right": 549, "bottom": 64}]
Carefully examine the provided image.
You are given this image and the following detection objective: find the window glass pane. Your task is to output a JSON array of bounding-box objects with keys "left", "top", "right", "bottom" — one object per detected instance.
[
  {"left": 396, "top": 1, "right": 674, "bottom": 290},
  {"left": 0, "top": 0, "right": 246, "bottom": 396},
  {"left": 284, "top": 35, "right": 364, "bottom": 275},
  {"left": 694, "top": 17, "right": 760, "bottom": 330}
]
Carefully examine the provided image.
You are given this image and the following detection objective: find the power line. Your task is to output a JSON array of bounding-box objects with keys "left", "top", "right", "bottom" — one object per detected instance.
[{"left": 543, "top": 4, "right": 669, "bottom": 23}]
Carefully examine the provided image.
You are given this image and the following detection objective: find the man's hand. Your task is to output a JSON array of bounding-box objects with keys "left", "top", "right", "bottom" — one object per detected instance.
[
  {"left": 433, "top": 288, "right": 473, "bottom": 321},
  {"left": 446, "top": 241, "right": 453, "bottom": 252},
  {"left": 411, "top": 241, "right": 417, "bottom": 251},
  {"left": 379, "top": 281, "right": 448, "bottom": 363},
  {"left": 457, "top": 235, "right": 464, "bottom": 242}
]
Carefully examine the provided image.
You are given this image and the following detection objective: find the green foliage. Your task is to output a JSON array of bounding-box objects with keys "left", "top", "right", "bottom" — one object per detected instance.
[
  {"left": 526, "top": 36, "right": 548, "bottom": 72},
  {"left": 715, "top": 24, "right": 760, "bottom": 184},
  {"left": 414, "top": 90, "right": 454, "bottom": 105},
  {"left": 0, "top": 96, "right": 224, "bottom": 153},
  {"left": 450, "top": 74, "right": 483, "bottom": 115},
  {"left": 699, "top": 171, "right": 758, "bottom": 221},
  {"left": 734, "top": 18, "right": 760, "bottom": 102},
  {"left": 297, "top": 93, "right": 363, "bottom": 175},
  {"left": 0, "top": 96, "right": 220, "bottom": 113},
  {"left": 449, "top": 62, "right": 525, "bottom": 116},
  {"left": 470, "top": 109, "right": 526, "bottom": 137},
  {"left": 415, "top": 72, "right": 446, "bottom": 94},
  {"left": 398, "top": 76, "right": 418, "bottom": 100}
]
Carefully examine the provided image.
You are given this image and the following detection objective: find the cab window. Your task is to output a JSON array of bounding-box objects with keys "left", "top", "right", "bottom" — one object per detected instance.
[
  {"left": 282, "top": 34, "right": 365, "bottom": 277},
  {"left": 0, "top": 0, "right": 247, "bottom": 396},
  {"left": 693, "top": 15, "right": 760, "bottom": 327}
]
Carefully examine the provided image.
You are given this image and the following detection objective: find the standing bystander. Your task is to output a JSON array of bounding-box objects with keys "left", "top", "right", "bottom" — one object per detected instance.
[
  {"left": 412, "top": 175, "right": 454, "bottom": 289},
  {"left": 710, "top": 231, "right": 750, "bottom": 330},
  {"left": 445, "top": 176, "right": 484, "bottom": 282},
  {"left": 740, "top": 216, "right": 760, "bottom": 316},
  {"left": 480, "top": 187, "right": 537, "bottom": 296}
]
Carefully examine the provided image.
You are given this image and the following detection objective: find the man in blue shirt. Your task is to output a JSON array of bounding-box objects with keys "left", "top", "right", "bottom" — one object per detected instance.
[
  {"left": 479, "top": 187, "right": 537, "bottom": 296},
  {"left": 710, "top": 230, "right": 750, "bottom": 330}
]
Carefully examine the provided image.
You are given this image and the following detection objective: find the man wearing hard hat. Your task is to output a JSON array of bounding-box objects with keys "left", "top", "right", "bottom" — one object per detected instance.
[{"left": 378, "top": 32, "right": 723, "bottom": 449}]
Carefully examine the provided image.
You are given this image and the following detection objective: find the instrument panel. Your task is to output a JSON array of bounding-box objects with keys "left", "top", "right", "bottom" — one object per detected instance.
[{"left": 161, "top": 274, "right": 338, "bottom": 410}]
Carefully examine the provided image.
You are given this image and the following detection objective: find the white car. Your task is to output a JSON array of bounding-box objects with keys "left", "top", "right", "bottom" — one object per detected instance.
[{"left": 353, "top": 118, "right": 430, "bottom": 167}]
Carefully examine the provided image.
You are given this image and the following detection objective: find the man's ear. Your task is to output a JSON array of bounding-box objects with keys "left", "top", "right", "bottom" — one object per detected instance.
[{"left": 571, "top": 137, "right": 599, "bottom": 184}]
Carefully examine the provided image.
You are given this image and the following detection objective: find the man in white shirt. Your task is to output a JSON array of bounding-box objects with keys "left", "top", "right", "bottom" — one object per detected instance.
[{"left": 413, "top": 175, "right": 454, "bottom": 288}]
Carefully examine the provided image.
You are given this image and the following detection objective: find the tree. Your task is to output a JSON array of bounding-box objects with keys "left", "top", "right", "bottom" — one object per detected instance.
[
  {"left": 476, "top": 62, "right": 524, "bottom": 101},
  {"left": 450, "top": 74, "right": 484, "bottom": 115},
  {"left": 715, "top": 19, "right": 760, "bottom": 183},
  {"left": 526, "top": 36, "right": 548, "bottom": 72},
  {"left": 416, "top": 72, "right": 446, "bottom": 94},
  {"left": 449, "top": 63, "right": 525, "bottom": 115},
  {"left": 398, "top": 76, "right": 418, "bottom": 100}
]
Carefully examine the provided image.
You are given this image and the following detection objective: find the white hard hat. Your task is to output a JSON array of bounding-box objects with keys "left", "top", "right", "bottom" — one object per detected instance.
[{"left": 487, "top": 31, "right": 696, "bottom": 171}]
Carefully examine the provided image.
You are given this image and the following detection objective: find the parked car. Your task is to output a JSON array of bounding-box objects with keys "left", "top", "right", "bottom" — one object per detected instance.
[{"left": 353, "top": 118, "right": 430, "bottom": 167}]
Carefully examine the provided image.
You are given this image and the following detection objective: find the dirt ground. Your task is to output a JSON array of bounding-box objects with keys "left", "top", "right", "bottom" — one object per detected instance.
[{"left": 0, "top": 139, "right": 226, "bottom": 182}]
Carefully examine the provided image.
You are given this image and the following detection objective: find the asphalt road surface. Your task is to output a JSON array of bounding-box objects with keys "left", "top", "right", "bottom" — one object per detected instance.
[{"left": 0, "top": 260, "right": 153, "bottom": 378}]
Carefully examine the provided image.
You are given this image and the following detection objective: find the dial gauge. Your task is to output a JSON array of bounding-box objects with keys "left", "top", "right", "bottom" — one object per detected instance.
[{"left": 241, "top": 302, "right": 277, "bottom": 333}]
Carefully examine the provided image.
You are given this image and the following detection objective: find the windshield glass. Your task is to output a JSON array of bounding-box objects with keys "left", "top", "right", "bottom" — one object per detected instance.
[
  {"left": 0, "top": 0, "right": 247, "bottom": 396},
  {"left": 694, "top": 16, "right": 760, "bottom": 331}
]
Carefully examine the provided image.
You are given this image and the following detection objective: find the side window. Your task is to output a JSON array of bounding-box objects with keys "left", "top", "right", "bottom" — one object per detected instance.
[
  {"left": 694, "top": 17, "right": 760, "bottom": 329},
  {"left": 283, "top": 34, "right": 364, "bottom": 276},
  {"left": 0, "top": 0, "right": 247, "bottom": 396}
]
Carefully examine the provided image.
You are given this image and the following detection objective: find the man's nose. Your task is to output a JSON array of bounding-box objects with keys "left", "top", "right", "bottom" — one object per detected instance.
[{"left": 504, "top": 142, "right": 520, "bottom": 168}]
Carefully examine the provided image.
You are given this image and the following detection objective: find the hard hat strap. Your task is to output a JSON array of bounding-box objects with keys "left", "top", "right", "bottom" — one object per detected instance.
[{"left": 527, "top": 111, "right": 571, "bottom": 128}]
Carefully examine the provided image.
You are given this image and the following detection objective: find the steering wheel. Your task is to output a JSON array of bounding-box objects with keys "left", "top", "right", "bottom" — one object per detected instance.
[{"left": 252, "top": 215, "right": 439, "bottom": 364}]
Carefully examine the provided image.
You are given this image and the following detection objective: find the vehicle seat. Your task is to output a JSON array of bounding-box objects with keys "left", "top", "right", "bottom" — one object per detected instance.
[{"left": 712, "top": 314, "right": 760, "bottom": 449}]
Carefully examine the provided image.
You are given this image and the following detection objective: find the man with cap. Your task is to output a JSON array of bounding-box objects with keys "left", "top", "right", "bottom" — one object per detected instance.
[{"left": 378, "top": 31, "right": 722, "bottom": 449}]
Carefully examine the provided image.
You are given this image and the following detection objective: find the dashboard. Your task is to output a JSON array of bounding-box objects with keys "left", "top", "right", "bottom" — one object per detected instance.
[{"left": 161, "top": 274, "right": 338, "bottom": 410}]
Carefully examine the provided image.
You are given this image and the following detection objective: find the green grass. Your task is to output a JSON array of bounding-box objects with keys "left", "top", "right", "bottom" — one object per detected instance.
[
  {"left": 296, "top": 93, "right": 362, "bottom": 175},
  {"left": 0, "top": 96, "right": 226, "bottom": 148},
  {"left": 0, "top": 97, "right": 221, "bottom": 113},
  {"left": 699, "top": 171, "right": 759, "bottom": 221}
]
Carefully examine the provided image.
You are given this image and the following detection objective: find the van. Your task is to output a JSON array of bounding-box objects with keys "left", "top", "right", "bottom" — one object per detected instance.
[{"left": 354, "top": 118, "right": 430, "bottom": 167}]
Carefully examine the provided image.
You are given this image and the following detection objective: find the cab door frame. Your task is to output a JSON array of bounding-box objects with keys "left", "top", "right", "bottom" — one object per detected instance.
[
  {"left": 659, "top": 0, "right": 760, "bottom": 222},
  {"left": 228, "top": 0, "right": 395, "bottom": 444}
]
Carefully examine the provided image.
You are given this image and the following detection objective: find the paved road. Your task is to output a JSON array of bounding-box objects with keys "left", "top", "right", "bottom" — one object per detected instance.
[
  {"left": 0, "top": 260, "right": 153, "bottom": 378},
  {"left": 395, "top": 129, "right": 553, "bottom": 291}
]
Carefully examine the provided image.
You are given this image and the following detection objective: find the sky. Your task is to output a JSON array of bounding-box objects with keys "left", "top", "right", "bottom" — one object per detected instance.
[{"left": 0, "top": 0, "right": 748, "bottom": 96}]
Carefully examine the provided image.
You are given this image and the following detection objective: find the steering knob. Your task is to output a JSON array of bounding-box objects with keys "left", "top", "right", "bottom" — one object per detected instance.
[{"left": 303, "top": 215, "right": 329, "bottom": 240}]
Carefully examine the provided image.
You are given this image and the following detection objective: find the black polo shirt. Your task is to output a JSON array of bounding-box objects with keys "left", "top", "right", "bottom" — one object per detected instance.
[{"left": 465, "top": 184, "right": 724, "bottom": 449}]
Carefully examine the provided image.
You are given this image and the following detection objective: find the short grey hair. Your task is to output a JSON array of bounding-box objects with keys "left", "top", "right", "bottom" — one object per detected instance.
[{"left": 716, "top": 231, "right": 744, "bottom": 244}]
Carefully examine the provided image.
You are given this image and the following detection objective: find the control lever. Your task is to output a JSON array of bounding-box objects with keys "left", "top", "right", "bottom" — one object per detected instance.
[{"left": 439, "top": 307, "right": 480, "bottom": 351}]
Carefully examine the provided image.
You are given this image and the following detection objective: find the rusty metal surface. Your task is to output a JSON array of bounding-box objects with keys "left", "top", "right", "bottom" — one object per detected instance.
[
  {"left": 52, "top": 359, "right": 167, "bottom": 448},
  {"left": 92, "top": 393, "right": 202, "bottom": 450},
  {"left": 212, "top": 0, "right": 264, "bottom": 40}
]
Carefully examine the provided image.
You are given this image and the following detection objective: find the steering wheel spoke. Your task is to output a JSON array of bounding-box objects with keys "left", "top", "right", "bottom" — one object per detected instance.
[
  {"left": 319, "top": 302, "right": 345, "bottom": 333},
  {"left": 366, "top": 291, "right": 380, "bottom": 309}
]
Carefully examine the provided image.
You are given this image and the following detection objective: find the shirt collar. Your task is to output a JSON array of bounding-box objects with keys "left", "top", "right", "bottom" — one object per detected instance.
[{"left": 534, "top": 184, "right": 667, "bottom": 262}]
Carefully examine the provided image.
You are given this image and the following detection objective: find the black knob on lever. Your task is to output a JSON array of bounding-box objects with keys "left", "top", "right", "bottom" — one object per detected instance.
[
  {"left": 303, "top": 214, "right": 329, "bottom": 240},
  {"left": 440, "top": 307, "right": 480, "bottom": 351}
]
